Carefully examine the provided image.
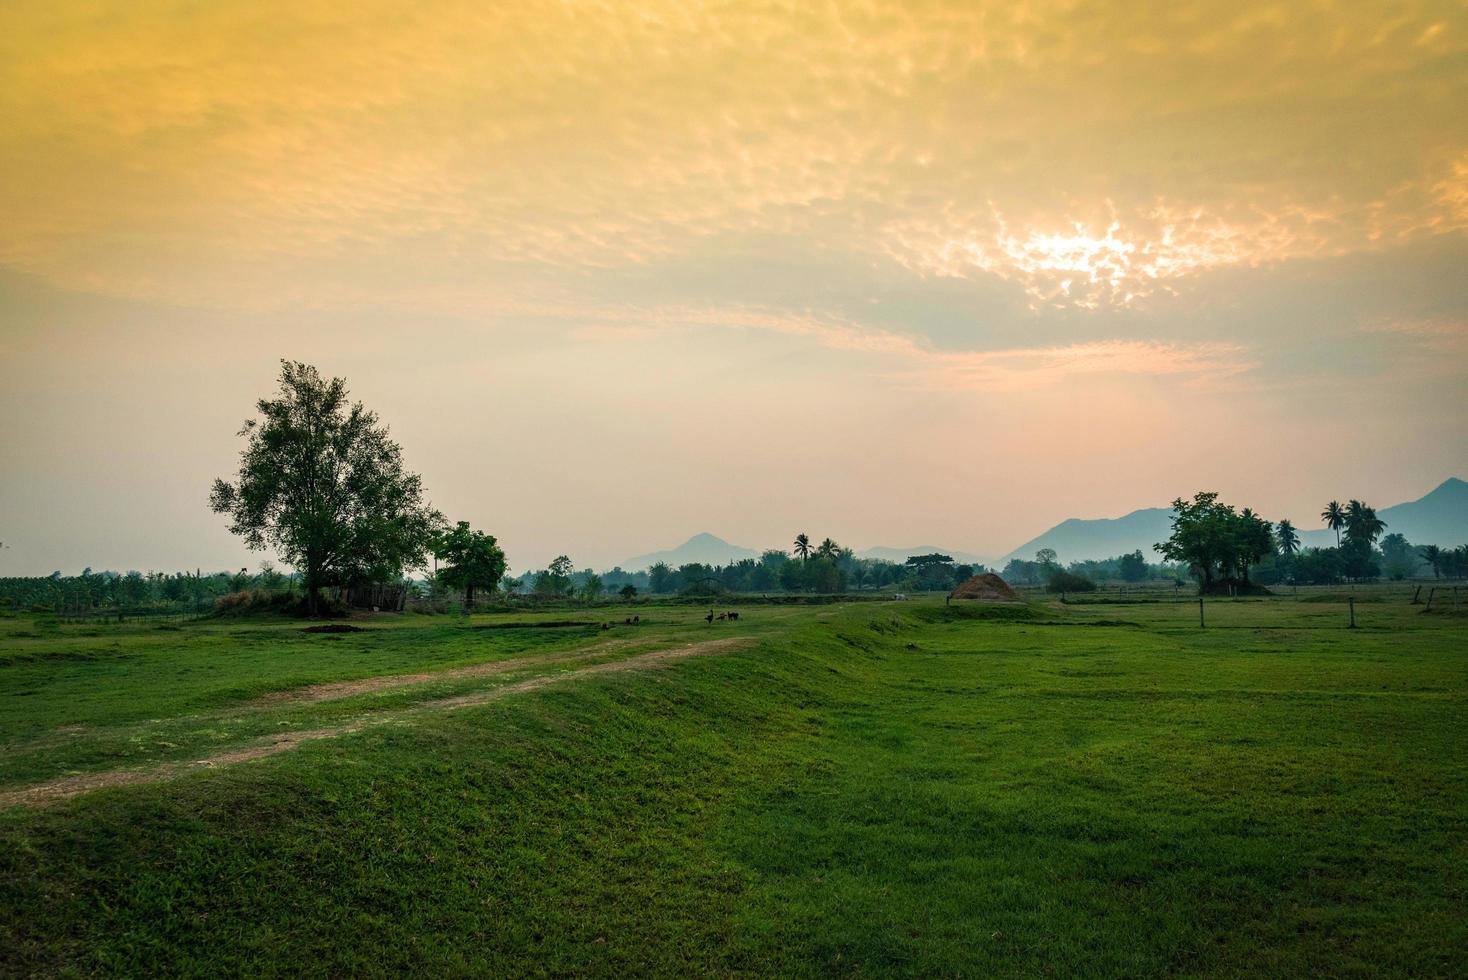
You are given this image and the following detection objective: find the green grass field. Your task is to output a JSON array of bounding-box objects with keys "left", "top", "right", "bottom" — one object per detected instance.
[{"left": 2, "top": 593, "right": 1466, "bottom": 976}]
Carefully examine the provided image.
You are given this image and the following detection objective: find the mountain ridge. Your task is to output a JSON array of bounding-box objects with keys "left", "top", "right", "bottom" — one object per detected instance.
[
  {"left": 615, "top": 480, "right": 1465, "bottom": 572},
  {"left": 998, "top": 478, "right": 1467, "bottom": 565},
  {"left": 855, "top": 545, "right": 991, "bottom": 566},
  {"left": 619, "top": 533, "right": 759, "bottom": 571}
]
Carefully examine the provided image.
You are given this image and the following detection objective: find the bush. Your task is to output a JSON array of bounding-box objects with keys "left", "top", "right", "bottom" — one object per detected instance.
[
  {"left": 680, "top": 581, "right": 728, "bottom": 598},
  {"left": 1046, "top": 571, "right": 1097, "bottom": 594},
  {"left": 214, "top": 589, "right": 298, "bottom": 615},
  {"left": 303, "top": 593, "right": 351, "bottom": 618}
]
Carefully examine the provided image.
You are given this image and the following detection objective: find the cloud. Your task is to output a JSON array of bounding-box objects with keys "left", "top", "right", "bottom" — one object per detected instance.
[
  {"left": 1362, "top": 315, "right": 1468, "bottom": 364},
  {"left": 569, "top": 303, "right": 1252, "bottom": 392},
  {"left": 1, "top": 0, "right": 1463, "bottom": 316},
  {"left": 921, "top": 339, "right": 1255, "bottom": 392}
]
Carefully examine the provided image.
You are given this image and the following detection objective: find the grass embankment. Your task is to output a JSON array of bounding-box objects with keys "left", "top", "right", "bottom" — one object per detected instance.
[{"left": 2, "top": 597, "right": 1466, "bottom": 975}]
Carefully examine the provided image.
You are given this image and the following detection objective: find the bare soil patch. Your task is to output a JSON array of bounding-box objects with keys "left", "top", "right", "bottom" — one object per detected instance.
[
  {"left": 254, "top": 638, "right": 644, "bottom": 706},
  {"left": 438, "top": 637, "right": 749, "bottom": 710}
]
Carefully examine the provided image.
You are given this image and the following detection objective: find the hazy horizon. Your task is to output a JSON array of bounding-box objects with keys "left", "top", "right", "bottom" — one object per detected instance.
[
  {"left": 2, "top": 463, "right": 1462, "bottom": 578},
  {"left": 3, "top": 2, "right": 1466, "bottom": 576}
]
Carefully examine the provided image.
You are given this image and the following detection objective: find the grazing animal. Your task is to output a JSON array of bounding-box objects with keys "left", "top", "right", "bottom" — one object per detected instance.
[
  {"left": 717, "top": 612, "right": 728, "bottom": 621},
  {"left": 601, "top": 622, "right": 611, "bottom": 630},
  {"left": 632, "top": 615, "right": 640, "bottom": 625},
  {"left": 727, "top": 611, "right": 739, "bottom": 622},
  {"left": 704, "top": 610, "right": 714, "bottom": 624}
]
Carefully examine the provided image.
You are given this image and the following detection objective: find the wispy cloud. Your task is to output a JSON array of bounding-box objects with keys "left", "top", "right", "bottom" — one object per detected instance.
[
  {"left": 921, "top": 340, "right": 1255, "bottom": 392},
  {"left": 571, "top": 304, "right": 1253, "bottom": 392},
  {"left": 1, "top": 0, "right": 1463, "bottom": 314}
]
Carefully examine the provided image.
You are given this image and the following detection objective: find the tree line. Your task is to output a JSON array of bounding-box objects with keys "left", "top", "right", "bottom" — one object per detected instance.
[
  {"left": 1156, "top": 491, "right": 1466, "bottom": 592},
  {"left": 502, "top": 541, "right": 985, "bottom": 599}
]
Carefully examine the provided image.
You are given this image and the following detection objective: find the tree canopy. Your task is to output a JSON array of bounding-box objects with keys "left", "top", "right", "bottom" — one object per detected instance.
[
  {"left": 209, "top": 361, "right": 442, "bottom": 612},
  {"left": 433, "top": 522, "right": 506, "bottom": 607},
  {"left": 1155, "top": 492, "right": 1275, "bottom": 592}
]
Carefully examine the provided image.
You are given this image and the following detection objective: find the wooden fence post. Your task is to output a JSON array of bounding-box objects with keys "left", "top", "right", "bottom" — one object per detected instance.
[
  {"left": 1412, "top": 585, "right": 1422, "bottom": 605},
  {"left": 1425, "top": 587, "right": 1435, "bottom": 612},
  {"left": 1348, "top": 596, "right": 1355, "bottom": 629},
  {"left": 1199, "top": 596, "right": 1205, "bottom": 628}
]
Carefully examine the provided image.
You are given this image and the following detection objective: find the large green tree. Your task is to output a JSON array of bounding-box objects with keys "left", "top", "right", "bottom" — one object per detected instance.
[
  {"left": 533, "top": 555, "right": 575, "bottom": 595},
  {"left": 647, "top": 562, "right": 675, "bottom": 594},
  {"left": 1234, "top": 509, "right": 1276, "bottom": 584},
  {"left": 1118, "top": 550, "right": 1148, "bottom": 582},
  {"left": 433, "top": 522, "right": 507, "bottom": 608},
  {"left": 905, "top": 552, "right": 957, "bottom": 590},
  {"left": 580, "top": 573, "right": 604, "bottom": 601},
  {"left": 1156, "top": 492, "right": 1274, "bottom": 592},
  {"left": 1158, "top": 493, "right": 1233, "bottom": 589},
  {"left": 210, "top": 361, "right": 442, "bottom": 613}
]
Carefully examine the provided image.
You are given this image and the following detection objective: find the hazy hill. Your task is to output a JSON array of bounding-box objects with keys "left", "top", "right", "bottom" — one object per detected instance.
[
  {"left": 1297, "top": 478, "right": 1468, "bottom": 549},
  {"left": 620, "top": 533, "right": 758, "bottom": 571},
  {"left": 999, "top": 509, "right": 1175, "bottom": 565},
  {"left": 999, "top": 478, "right": 1468, "bottom": 565},
  {"left": 856, "top": 545, "right": 991, "bottom": 566}
]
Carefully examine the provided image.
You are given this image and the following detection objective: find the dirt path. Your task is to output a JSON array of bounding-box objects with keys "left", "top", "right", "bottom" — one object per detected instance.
[
  {"left": 254, "top": 637, "right": 644, "bottom": 706},
  {"left": 0, "top": 637, "right": 748, "bottom": 810}
]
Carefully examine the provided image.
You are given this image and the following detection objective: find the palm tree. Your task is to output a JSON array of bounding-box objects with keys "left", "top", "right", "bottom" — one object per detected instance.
[
  {"left": 816, "top": 537, "right": 839, "bottom": 560},
  {"left": 1321, "top": 500, "right": 1346, "bottom": 547},
  {"left": 1421, "top": 544, "right": 1443, "bottom": 579},
  {"left": 792, "top": 532, "right": 811, "bottom": 562},
  {"left": 1344, "top": 500, "right": 1386, "bottom": 546},
  {"left": 1276, "top": 519, "right": 1300, "bottom": 557},
  {"left": 1361, "top": 507, "right": 1383, "bottom": 545}
]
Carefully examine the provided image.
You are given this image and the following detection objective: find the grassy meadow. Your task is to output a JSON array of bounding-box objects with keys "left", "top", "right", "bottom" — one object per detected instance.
[{"left": 2, "top": 591, "right": 1466, "bottom": 975}]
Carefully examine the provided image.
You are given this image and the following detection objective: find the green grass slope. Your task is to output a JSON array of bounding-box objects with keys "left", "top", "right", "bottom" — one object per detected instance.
[{"left": 2, "top": 597, "right": 1466, "bottom": 975}]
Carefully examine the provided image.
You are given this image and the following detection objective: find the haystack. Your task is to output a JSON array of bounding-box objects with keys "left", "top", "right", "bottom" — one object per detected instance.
[{"left": 947, "top": 572, "right": 1021, "bottom": 603}]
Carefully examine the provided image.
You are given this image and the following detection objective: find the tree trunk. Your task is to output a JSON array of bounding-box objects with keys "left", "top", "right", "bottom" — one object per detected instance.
[
  {"left": 465, "top": 584, "right": 475, "bottom": 608},
  {"left": 304, "top": 567, "right": 320, "bottom": 616}
]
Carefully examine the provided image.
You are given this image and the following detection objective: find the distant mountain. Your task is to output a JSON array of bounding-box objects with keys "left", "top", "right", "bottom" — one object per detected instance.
[
  {"left": 998, "top": 478, "right": 1468, "bottom": 565},
  {"left": 1298, "top": 478, "right": 1468, "bottom": 549},
  {"left": 998, "top": 508, "right": 1175, "bottom": 565},
  {"left": 856, "top": 545, "right": 991, "bottom": 567},
  {"left": 619, "top": 533, "right": 758, "bottom": 571}
]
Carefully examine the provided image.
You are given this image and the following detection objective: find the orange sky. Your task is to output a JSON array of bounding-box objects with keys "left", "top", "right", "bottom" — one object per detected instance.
[{"left": 2, "top": 1, "right": 1466, "bottom": 573}]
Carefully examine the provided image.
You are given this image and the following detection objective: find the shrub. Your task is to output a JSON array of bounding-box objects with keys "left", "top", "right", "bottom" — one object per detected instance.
[
  {"left": 214, "top": 589, "right": 298, "bottom": 614},
  {"left": 1046, "top": 570, "right": 1097, "bottom": 594}
]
